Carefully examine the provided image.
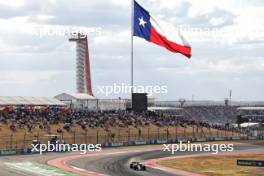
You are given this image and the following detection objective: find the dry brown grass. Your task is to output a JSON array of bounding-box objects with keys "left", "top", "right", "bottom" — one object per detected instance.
[{"left": 159, "top": 154, "right": 264, "bottom": 176}]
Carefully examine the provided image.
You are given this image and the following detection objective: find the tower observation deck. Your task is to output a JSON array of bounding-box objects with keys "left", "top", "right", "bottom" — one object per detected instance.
[{"left": 69, "top": 33, "right": 93, "bottom": 96}]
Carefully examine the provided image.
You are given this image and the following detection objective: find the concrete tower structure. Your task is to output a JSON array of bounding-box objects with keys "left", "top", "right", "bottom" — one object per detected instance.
[{"left": 69, "top": 33, "right": 93, "bottom": 96}]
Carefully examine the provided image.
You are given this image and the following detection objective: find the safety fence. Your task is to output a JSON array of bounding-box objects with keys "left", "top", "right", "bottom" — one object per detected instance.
[{"left": 0, "top": 126, "right": 263, "bottom": 151}]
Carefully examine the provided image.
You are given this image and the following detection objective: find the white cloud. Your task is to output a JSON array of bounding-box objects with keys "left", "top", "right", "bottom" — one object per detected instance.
[
  {"left": 0, "top": 0, "right": 263, "bottom": 100},
  {"left": 0, "top": 0, "right": 24, "bottom": 7},
  {"left": 0, "top": 70, "right": 64, "bottom": 84}
]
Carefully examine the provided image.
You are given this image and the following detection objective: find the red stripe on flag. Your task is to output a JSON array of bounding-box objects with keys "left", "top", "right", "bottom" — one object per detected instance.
[{"left": 150, "top": 27, "right": 191, "bottom": 58}]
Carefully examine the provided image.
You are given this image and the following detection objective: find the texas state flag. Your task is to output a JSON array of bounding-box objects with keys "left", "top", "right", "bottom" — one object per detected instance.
[{"left": 133, "top": 1, "right": 192, "bottom": 58}]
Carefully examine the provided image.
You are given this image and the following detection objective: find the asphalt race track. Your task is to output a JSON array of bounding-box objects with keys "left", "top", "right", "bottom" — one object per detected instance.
[
  {"left": 0, "top": 142, "right": 263, "bottom": 176},
  {"left": 69, "top": 149, "right": 179, "bottom": 176},
  {"left": 68, "top": 143, "right": 264, "bottom": 176}
]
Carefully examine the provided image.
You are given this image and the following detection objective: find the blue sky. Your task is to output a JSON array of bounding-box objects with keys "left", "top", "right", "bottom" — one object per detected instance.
[{"left": 0, "top": 0, "right": 264, "bottom": 101}]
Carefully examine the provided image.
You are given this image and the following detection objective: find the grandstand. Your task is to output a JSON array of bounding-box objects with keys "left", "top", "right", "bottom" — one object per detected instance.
[
  {"left": 238, "top": 107, "right": 264, "bottom": 123},
  {"left": 155, "top": 100, "right": 264, "bottom": 107},
  {"left": 148, "top": 107, "right": 184, "bottom": 117},
  {"left": 55, "top": 93, "right": 127, "bottom": 111},
  {"left": 0, "top": 96, "right": 65, "bottom": 109},
  {"left": 0, "top": 108, "right": 248, "bottom": 149},
  {"left": 154, "top": 100, "right": 264, "bottom": 124},
  {"left": 0, "top": 98, "right": 263, "bottom": 150}
]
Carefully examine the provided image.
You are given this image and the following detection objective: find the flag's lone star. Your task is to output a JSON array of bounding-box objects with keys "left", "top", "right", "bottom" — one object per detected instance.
[
  {"left": 138, "top": 16, "right": 147, "bottom": 28},
  {"left": 134, "top": 1, "right": 191, "bottom": 58}
]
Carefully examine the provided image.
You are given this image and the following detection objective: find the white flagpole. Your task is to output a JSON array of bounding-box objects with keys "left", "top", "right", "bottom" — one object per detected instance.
[{"left": 131, "top": 0, "right": 134, "bottom": 95}]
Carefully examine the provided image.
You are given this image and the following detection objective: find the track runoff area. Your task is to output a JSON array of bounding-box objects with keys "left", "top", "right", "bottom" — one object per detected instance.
[{"left": 0, "top": 140, "right": 262, "bottom": 176}]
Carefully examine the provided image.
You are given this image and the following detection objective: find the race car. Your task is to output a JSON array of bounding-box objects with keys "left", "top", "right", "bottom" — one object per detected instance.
[{"left": 129, "top": 161, "right": 146, "bottom": 171}]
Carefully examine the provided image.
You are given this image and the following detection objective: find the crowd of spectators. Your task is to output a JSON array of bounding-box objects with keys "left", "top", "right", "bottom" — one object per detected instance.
[
  {"left": 0, "top": 106, "right": 263, "bottom": 134},
  {"left": 184, "top": 106, "right": 238, "bottom": 123},
  {"left": 238, "top": 109, "right": 264, "bottom": 122}
]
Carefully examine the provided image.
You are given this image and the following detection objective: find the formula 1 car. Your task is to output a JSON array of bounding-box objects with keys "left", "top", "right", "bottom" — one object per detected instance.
[{"left": 129, "top": 161, "right": 146, "bottom": 171}]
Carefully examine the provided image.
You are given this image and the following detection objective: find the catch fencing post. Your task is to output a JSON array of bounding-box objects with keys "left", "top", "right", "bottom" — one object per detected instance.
[
  {"left": 192, "top": 126, "right": 195, "bottom": 138},
  {"left": 157, "top": 128, "right": 160, "bottom": 140},
  {"left": 147, "top": 128, "right": 150, "bottom": 141},
  {"left": 104, "top": 130, "right": 106, "bottom": 143},
  {"left": 175, "top": 125, "right": 178, "bottom": 140},
  {"left": 166, "top": 128, "right": 169, "bottom": 141},
  {"left": 184, "top": 126, "right": 186, "bottom": 138},
  {"left": 201, "top": 127, "right": 205, "bottom": 138},
  {"left": 61, "top": 131, "right": 64, "bottom": 141},
  {"left": 10, "top": 134, "right": 13, "bottom": 149},
  {"left": 23, "top": 133, "right": 26, "bottom": 148},
  {"left": 73, "top": 131, "right": 76, "bottom": 144},
  {"left": 96, "top": 130, "right": 99, "bottom": 144},
  {"left": 85, "top": 130, "right": 87, "bottom": 144},
  {"left": 138, "top": 128, "right": 142, "bottom": 140},
  {"left": 128, "top": 128, "right": 131, "bottom": 143},
  {"left": 118, "top": 129, "right": 121, "bottom": 142}
]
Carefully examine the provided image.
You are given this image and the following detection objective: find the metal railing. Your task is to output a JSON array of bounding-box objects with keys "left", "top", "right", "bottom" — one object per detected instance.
[{"left": 1, "top": 126, "right": 262, "bottom": 150}]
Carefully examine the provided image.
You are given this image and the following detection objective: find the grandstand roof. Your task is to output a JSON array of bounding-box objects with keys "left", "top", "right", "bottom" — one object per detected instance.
[
  {"left": 55, "top": 93, "right": 96, "bottom": 101},
  {"left": 237, "top": 107, "right": 264, "bottom": 110},
  {"left": 148, "top": 107, "right": 183, "bottom": 111},
  {"left": 0, "top": 96, "right": 65, "bottom": 106},
  {"left": 156, "top": 100, "right": 264, "bottom": 107},
  {"left": 240, "top": 122, "right": 260, "bottom": 127},
  {"left": 70, "top": 93, "right": 96, "bottom": 100}
]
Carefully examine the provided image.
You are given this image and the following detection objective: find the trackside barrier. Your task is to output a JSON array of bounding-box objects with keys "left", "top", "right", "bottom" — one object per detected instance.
[
  {"left": 103, "top": 142, "right": 110, "bottom": 147},
  {"left": 196, "top": 138, "right": 207, "bottom": 142},
  {"left": 176, "top": 138, "right": 188, "bottom": 143},
  {"left": 232, "top": 137, "right": 241, "bottom": 140},
  {"left": 149, "top": 140, "right": 156, "bottom": 144},
  {"left": 0, "top": 149, "right": 16, "bottom": 156},
  {"left": 237, "top": 160, "right": 264, "bottom": 167},
  {"left": 214, "top": 137, "right": 226, "bottom": 141},
  {"left": 16, "top": 148, "right": 29, "bottom": 155},
  {"left": 134, "top": 141, "right": 147, "bottom": 145},
  {"left": 191, "top": 138, "right": 196, "bottom": 142},
  {"left": 156, "top": 140, "right": 168, "bottom": 144},
  {"left": 207, "top": 137, "right": 215, "bottom": 141},
  {"left": 110, "top": 142, "right": 124, "bottom": 147},
  {"left": 248, "top": 136, "right": 257, "bottom": 140},
  {"left": 0, "top": 136, "right": 263, "bottom": 157},
  {"left": 170, "top": 139, "right": 177, "bottom": 143}
]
